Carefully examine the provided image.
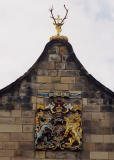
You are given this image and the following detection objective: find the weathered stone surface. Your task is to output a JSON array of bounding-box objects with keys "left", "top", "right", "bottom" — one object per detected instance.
[
  {"left": 0, "top": 117, "right": 15, "bottom": 124},
  {"left": 22, "top": 111, "right": 35, "bottom": 118},
  {"left": 91, "top": 135, "right": 104, "bottom": 143},
  {"left": 48, "top": 70, "right": 57, "bottom": 76},
  {"left": 58, "top": 70, "right": 79, "bottom": 77},
  {"left": 10, "top": 133, "right": 33, "bottom": 141},
  {"left": 0, "top": 133, "right": 10, "bottom": 141},
  {"left": 83, "top": 105, "right": 100, "bottom": 112},
  {"left": 23, "top": 125, "right": 34, "bottom": 132},
  {"left": 46, "top": 151, "right": 77, "bottom": 159},
  {"left": 37, "top": 76, "right": 52, "bottom": 83},
  {"left": 0, "top": 124, "right": 22, "bottom": 132},
  {"left": 18, "top": 142, "right": 34, "bottom": 150},
  {"left": 66, "top": 62, "right": 77, "bottom": 69},
  {"left": 49, "top": 54, "right": 61, "bottom": 62},
  {"left": 109, "top": 152, "right": 114, "bottom": 159},
  {"left": 0, "top": 142, "right": 18, "bottom": 150},
  {"left": 0, "top": 111, "right": 11, "bottom": 117},
  {"left": 90, "top": 151, "right": 108, "bottom": 159},
  {"left": 56, "top": 63, "right": 65, "bottom": 69},
  {"left": 35, "top": 151, "right": 45, "bottom": 159},
  {"left": 61, "top": 77, "right": 75, "bottom": 84},
  {"left": 0, "top": 150, "right": 14, "bottom": 157},
  {"left": 54, "top": 83, "right": 69, "bottom": 90},
  {"left": 0, "top": 157, "right": 11, "bottom": 160},
  {"left": 11, "top": 110, "right": 21, "bottom": 117},
  {"left": 0, "top": 38, "right": 114, "bottom": 160}
]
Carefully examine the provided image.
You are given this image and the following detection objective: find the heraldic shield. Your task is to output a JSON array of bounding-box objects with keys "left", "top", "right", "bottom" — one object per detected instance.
[{"left": 35, "top": 96, "right": 82, "bottom": 151}]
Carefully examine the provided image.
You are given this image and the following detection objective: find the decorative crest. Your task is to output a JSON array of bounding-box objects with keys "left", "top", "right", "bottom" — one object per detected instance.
[{"left": 49, "top": 5, "right": 68, "bottom": 41}]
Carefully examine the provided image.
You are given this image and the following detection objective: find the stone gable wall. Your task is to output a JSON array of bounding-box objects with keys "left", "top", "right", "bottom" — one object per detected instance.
[{"left": 0, "top": 40, "right": 114, "bottom": 160}]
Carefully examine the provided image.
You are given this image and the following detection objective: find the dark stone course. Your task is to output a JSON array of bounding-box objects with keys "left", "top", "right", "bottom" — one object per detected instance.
[
  {"left": 101, "top": 105, "right": 112, "bottom": 112},
  {"left": 21, "top": 103, "right": 33, "bottom": 110},
  {"left": 82, "top": 92, "right": 88, "bottom": 98}
]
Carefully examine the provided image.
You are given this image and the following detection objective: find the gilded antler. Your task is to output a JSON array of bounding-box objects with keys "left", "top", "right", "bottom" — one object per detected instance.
[
  {"left": 49, "top": 6, "right": 56, "bottom": 25},
  {"left": 49, "top": 5, "right": 69, "bottom": 41},
  {"left": 61, "top": 5, "right": 68, "bottom": 24}
]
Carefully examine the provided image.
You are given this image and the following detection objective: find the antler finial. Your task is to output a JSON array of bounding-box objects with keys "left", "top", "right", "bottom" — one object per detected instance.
[{"left": 49, "top": 5, "right": 68, "bottom": 36}]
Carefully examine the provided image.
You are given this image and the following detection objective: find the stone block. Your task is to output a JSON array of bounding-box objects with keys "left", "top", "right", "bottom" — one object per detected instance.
[
  {"left": 15, "top": 117, "right": 34, "bottom": 124},
  {"left": 92, "top": 112, "right": 105, "bottom": 120},
  {"left": 83, "top": 105, "right": 100, "bottom": 112},
  {"left": 101, "top": 105, "right": 112, "bottom": 112},
  {"left": 37, "top": 83, "right": 53, "bottom": 90},
  {"left": 95, "top": 143, "right": 114, "bottom": 151},
  {"left": 61, "top": 77, "right": 75, "bottom": 84},
  {"left": 0, "top": 142, "right": 18, "bottom": 150},
  {"left": 69, "top": 84, "right": 83, "bottom": 91},
  {"left": 0, "top": 117, "right": 15, "bottom": 124},
  {"left": 0, "top": 157, "right": 10, "bottom": 160},
  {"left": 22, "top": 111, "right": 35, "bottom": 118},
  {"left": 0, "top": 133, "right": 10, "bottom": 141},
  {"left": 36, "top": 97, "right": 44, "bottom": 104},
  {"left": 11, "top": 110, "right": 21, "bottom": 117},
  {"left": 83, "top": 134, "right": 91, "bottom": 142},
  {"left": 46, "top": 151, "right": 77, "bottom": 159},
  {"left": 90, "top": 151, "right": 108, "bottom": 159},
  {"left": 83, "top": 98, "right": 88, "bottom": 105},
  {"left": 31, "top": 97, "right": 37, "bottom": 104},
  {"left": 0, "top": 124, "right": 22, "bottom": 132},
  {"left": 48, "top": 46, "right": 59, "bottom": 54},
  {"left": 12, "top": 157, "right": 34, "bottom": 160},
  {"left": 18, "top": 142, "right": 34, "bottom": 150},
  {"left": 105, "top": 112, "right": 114, "bottom": 119},
  {"left": 62, "top": 55, "right": 69, "bottom": 62},
  {"left": 58, "top": 70, "right": 80, "bottom": 77},
  {"left": 23, "top": 125, "right": 34, "bottom": 132},
  {"left": 51, "top": 77, "right": 60, "bottom": 83},
  {"left": 10, "top": 133, "right": 33, "bottom": 141},
  {"left": 59, "top": 46, "right": 68, "bottom": 55},
  {"left": 37, "top": 76, "right": 52, "bottom": 83},
  {"left": 47, "top": 62, "right": 55, "bottom": 69},
  {"left": 83, "top": 142, "right": 95, "bottom": 151},
  {"left": 22, "top": 118, "right": 34, "bottom": 124},
  {"left": 14, "top": 150, "right": 34, "bottom": 158},
  {"left": 0, "top": 150, "right": 14, "bottom": 157},
  {"left": 111, "top": 135, "right": 114, "bottom": 143},
  {"left": 54, "top": 83, "right": 69, "bottom": 90},
  {"left": 37, "top": 69, "right": 48, "bottom": 76},
  {"left": 100, "top": 119, "right": 110, "bottom": 127},
  {"left": 78, "top": 151, "right": 90, "bottom": 159},
  {"left": 49, "top": 54, "right": 61, "bottom": 62},
  {"left": 35, "top": 151, "right": 45, "bottom": 158},
  {"left": 109, "top": 152, "right": 114, "bottom": 159},
  {"left": 56, "top": 63, "right": 65, "bottom": 69},
  {"left": 91, "top": 135, "right": 104, "bottom": 143},
  {"left": 66, "top": 62, "right": 77, "bottom": 69},
  {"left": 0, "top": 111, "right": 10, "bottom": 117},
  {"left": 48, "top": 70, "right": 57, "bottom": 76},
  {"left": 82, "top": 112, "right": 92, "bottom": 120},
  {"left": 21, "top": 103, "right": 33, "bottom": 110}
]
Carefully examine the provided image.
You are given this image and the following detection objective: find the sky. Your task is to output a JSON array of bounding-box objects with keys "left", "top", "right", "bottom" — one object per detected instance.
[{"left": 0, "top": 0, "right": 114, "bottom": 91}]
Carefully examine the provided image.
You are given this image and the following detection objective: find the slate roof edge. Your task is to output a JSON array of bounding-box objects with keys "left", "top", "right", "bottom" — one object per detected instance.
[{"left": 0, "top": 39, "right": 114, "bottom": 97}]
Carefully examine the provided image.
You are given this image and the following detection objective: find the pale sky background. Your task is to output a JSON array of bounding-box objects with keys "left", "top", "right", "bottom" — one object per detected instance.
[{"left": 0, "top": 0, "right": 114, "bottom": 91}]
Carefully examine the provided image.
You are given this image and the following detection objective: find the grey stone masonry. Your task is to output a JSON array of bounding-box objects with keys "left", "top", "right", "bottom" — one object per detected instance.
[{"left": 0, "top": 39, "right": 114, "bottom": 160}]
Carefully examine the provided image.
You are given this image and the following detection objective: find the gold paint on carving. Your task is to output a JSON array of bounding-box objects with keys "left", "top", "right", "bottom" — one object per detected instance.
[
  {"left": 37, "top": 104, "right": 45, "bottom": 110},
  {"left": 49, "top": 5, "right": 68, "bottom": 41},
  {"left": 35, "top": 102, "right": 82, "bottom": 150},
  {"left": 64, "top": 104, "right": 82, "bottom": 148}
]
